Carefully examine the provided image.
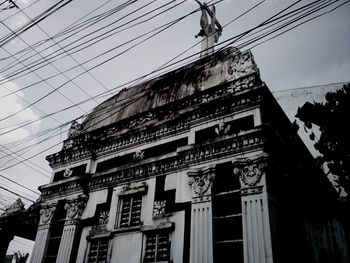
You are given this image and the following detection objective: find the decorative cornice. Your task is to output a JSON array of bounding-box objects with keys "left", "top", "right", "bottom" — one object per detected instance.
[
  {"left": 188, "top": 166, "right": 215, "bottom": 197},
  {"left": 64, "top": 194, "right": 88, "bottom": 225},
  {"left": 46, "top": 74, "right": 262, "bottom": 167},
  {"left": 41, "top": 128, "right": 267, "bottom": 199},
  {"left": 233, "top": 155, "right": 268, "bottom": 188}
]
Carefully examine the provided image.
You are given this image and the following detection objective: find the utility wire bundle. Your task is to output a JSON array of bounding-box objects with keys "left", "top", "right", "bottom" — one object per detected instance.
[{"left": 0, "top": 0, "right": 348, "bottom": 207}]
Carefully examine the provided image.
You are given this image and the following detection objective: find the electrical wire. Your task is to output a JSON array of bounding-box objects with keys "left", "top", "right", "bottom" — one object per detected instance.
[
  {"left": 0, "top": 0, "right": 345, "bottom": 173},
  {"left": 0, "top": 174, "right": 40, "bottom": 195},
  {"left": 0, "top": 0, "right": 74, "bottom": 47},
  {"left": 0, "top": 0, "right": 185, "bottom": 91},
  {"left": 0, "top": 185, "right": 35, "bottom": 202},
  {"left": 0, "top": 0, "right": 340, "bottom": 141},
  {"left": 0, "top": 2, "right": 196, "bottom": 122}
]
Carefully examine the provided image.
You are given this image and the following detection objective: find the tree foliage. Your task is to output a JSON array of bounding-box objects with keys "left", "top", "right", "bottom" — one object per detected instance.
[{"left": 296, "top": 83, "right": 350, "bottom": 199}]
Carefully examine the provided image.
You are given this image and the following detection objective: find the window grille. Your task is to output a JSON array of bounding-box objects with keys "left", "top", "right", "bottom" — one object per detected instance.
[
  {"left": 88, "top": 239, "right": 108, "bottom": 263},
  {"left": 118, "top": 195, "right": 142, "bottom": 228},
  {"left": 144, "top": 232, "right": 170, "bottom": 262}
]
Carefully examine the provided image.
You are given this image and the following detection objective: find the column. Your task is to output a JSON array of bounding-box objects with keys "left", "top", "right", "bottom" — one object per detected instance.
[
  {"left": 29, "top": 203, "right": 57, "bottom": 263},
  {"left": 233, "top": 155, "right": 273, "bottom": 263},
  {"left": 56, "top": 194, "right": 88, "bottom": 263},
  {"left": 188, "top": 166, "right": 215, "bottom": 263}
]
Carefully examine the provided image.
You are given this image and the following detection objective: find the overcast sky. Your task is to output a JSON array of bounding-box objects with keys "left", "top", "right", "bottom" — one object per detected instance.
[{"left": 0, "top": 0, "right": 349, "bottom": 255}]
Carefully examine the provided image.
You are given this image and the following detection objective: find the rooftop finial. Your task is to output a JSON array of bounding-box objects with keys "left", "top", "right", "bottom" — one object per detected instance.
[{"left": 195, "top": 1, "right": 222, "bottom": 57}]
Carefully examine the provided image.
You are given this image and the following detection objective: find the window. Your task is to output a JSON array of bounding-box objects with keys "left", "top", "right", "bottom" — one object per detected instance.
[
  {"left": 212, "top": 162, "right": 243, "bottom": 263},
  {"left": 118, "top": 195, "right": 142, "bottom": 228},
  {"left": 88, "top": 239, "right": 109, "bottom": 263},
  {"left": 44, "top": 202, "right": 66, "bottom": 263},
  {"left": 144, "top": 232, "right": 170, "bottom": 262}
]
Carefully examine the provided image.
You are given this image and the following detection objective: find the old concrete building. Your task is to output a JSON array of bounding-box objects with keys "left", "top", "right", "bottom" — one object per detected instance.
[{"left": 1, "top": 47, "right": 348, "bottom": 263}]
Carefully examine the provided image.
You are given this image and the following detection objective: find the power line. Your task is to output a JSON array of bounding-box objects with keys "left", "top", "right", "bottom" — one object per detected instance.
[
  {"left": 0, "top": 182, "right": 38, "bottom": 200},
  {"left": 0, "top": 185, "right": 35, "bottom": 202},
  {"left": 0, "top": 0, "right": 184, "bottom": 92},
  {"left": 0, "top": 0, "right": 129, "bottom": 61},
  {"left": 0, "top": 0, "right": 347, "bottom": 194},
  {"left": 0, "top": 174, "right": 40, "bottom": 195},
  {"left": 0, "top": 0, "right": 336, "bottom": 139},
  {"left": 0, "top": 21, "right": 88, "bottom": 114},
  {"left": 0, "top": 0, "right": 333, "bottom": 141},
  {"left": 0, "top": 0, "right": 74, "bottom": 47},
  {"left": 1, "top": 0, "right": 40, "bottom": 22},
  {"left": 0, "top": 0, "right": 346, "bottom": 168},
  {"left": 0, "top": 0, "right": 139, "bottom": 74},
  {"left": 0, "top": 2, "right": 193, "bottom": 123},
  {"left": 0, "top": 145, "right": 51, "bottom": 177}
]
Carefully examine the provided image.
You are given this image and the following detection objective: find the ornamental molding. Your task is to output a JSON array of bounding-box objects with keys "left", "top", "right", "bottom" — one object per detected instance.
[
  {"left": 188, "top": 166, "right": 215, "bottom": 196},
  {"left": 1, "top": 199, "right": 25, "bottom": 216},
  {"left": 233, "top": 155, "right": 268, "bottom": 188},
  {"left": 47, "top": 74, "right": 262, "bottom": 167},
  {"left": 153, "top": 200, "right": 166, "bottom": 217},
  {"left": 64, "top": 194, "right": 88, "bottom": 225},
  {"left": 40, "top": 128, "right": 267, "bottom": 199},
  {"left": 215, "top": 120, "right": 231, "bottom": 135},
  {"left": 39, "top": 203, "right": 57, "bottom": 226},
  {"left": 63, "top": 168, "right": 73, "bottom": 178}
]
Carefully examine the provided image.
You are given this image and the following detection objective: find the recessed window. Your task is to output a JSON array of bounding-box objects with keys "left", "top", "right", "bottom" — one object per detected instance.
[
  {"left": 118, "top": 195, "right": 142, "bottom": 228},
  {"left": 144, "top": 232, "right": 170, "bottom": 262},
  {"left": 88, "top": 239, "right": 108, "bottom": 263}
]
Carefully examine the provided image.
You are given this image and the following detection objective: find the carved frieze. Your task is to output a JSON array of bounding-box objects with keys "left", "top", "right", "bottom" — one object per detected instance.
[
  {"left": 47, "top": 74, "right": 262, "bottom": 167},
  {"left": 188, "top": 166, "right": 215, "bottom": 197},
  {"left": 39, "top": 203, "right": 57, "bottom": 229},
  {"left": 41, "top": 128, "right": 267, "bottom": 198},
  {"left": 64, "top": 194, "right": 88, "bottom": 225},
  {"left": 233, "top": 156, "right": 268, "bottom": 188}
]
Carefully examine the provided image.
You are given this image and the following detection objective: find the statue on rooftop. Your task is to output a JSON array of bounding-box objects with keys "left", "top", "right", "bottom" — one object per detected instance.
[{"left": 195, "top": 1, "right": 222, "bottom": 57}]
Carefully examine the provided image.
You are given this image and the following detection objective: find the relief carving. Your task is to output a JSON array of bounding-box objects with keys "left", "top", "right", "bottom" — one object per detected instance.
[
  {"left": 63, "top": 168, "right": 73, "bottom": 178},
  {"left": 67, "top": 120, "right": 82, "bottom": 138},
  {"left": 133, "top": 150, "right": 145, "bottom": 161},
  {"left": 153, "top": 200, "right": 166, "bottom": 217},
  {"left": 226, "top": 52, "right": 258, "bottom": 81},
  {"left": 64, "top": 194, "right": 88, "bottom": 224},
  {"left": 215, "top": 120, "right": 230, "bottom": 135},
  {"left": 39, "top": 204, "right": 57, "bottom": 226},
  {"left": 188, "top": 167, "right": 215, "bottom": 196},
  {"left": 233, "top": 156, "right": 268, "bottom": 187}
]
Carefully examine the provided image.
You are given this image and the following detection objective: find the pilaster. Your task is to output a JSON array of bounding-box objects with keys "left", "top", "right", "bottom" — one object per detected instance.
[
  {"left": 29, "top": 203, "right": 57, "bottom": 263},
  {"left": 188, "top": 166, "right": 215, "bottom": 263},
  {"left": 56, "top": 194, "right": 88, "bottom": 263},
  {"left": 233, "top": 155, "right": 273, "bottom": 263}
]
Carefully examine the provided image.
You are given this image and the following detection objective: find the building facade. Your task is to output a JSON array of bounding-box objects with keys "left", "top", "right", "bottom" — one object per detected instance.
[{"left": 18, "top": 47, "right": 346, "bottom": 263}]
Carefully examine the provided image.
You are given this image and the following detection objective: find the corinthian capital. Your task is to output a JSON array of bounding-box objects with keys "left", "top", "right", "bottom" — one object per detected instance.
[
  {"left": 64, "top": 194, "right": 88, "bottom": 224},
  {"left": 188, "top": 166, "right": 215, "bottom": 197},
  {"left": 233, "top": 155, "right": 268, "bottom": 187},
  {"left": 39, "top": 203, "right": 57, "bottom": 226}
]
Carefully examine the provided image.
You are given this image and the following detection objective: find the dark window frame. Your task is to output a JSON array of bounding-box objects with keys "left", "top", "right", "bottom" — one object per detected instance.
[
  {"left": 143, "top": 231, "right": 170, "bottom": 263},
  {"left": 87, "top": 238, "right": 109, "bottom": 263},
  {"left": 116, "top": 194, "right": 143, "bottom": 228}
]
